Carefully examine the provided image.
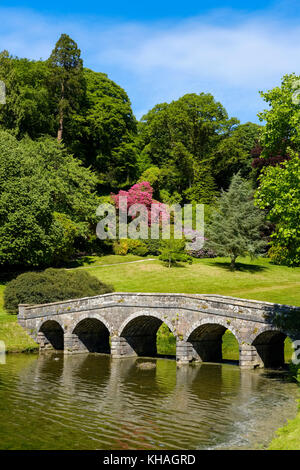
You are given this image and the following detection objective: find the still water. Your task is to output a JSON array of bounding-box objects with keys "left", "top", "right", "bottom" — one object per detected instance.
[{"left": 0, "top": 353, "right": 298, "bottom": 450}]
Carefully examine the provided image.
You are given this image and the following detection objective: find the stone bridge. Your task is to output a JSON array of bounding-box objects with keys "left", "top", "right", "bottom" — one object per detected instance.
[{"left": 18, "top": 293, "right": 300, "bottom": 369}]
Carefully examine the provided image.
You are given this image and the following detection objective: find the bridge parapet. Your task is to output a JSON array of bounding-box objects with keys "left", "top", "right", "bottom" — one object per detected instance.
[{"left": 18, "top": 292, "right": 297, "bottom": 321}]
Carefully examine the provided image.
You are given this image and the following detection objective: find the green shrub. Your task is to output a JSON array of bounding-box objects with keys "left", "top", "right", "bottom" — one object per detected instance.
[
  {"left": 112, "top": 240, "right": 129, "bottom": 255},
  {"left": 159, "top": 238, "right": 193, "bottom": 267},
  {"left": 76, "top": 233, "right": 113, "bottom": 256},
  {"left": 4, "top": 268, "right": 114, "bottom": 313},
  {"left": 144, "top": 239, "right": 160, "bottom": 255},
  {"left": 289, "top": 363, "right": 300, "bottom": 385},
  {"left": 113, "top": 239, "right": 149, "bottom": 256},
  {"left": 126, "top": 239, "right": 148, "bottom": 256},
  {"left": 268, "top": 243, "right": 300, "bottom": 267}
]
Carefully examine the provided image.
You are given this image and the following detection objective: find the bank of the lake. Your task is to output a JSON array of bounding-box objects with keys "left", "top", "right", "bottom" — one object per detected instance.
[
  {"left": 0, "top": 316, "right": 38, "bottom": 353},
  {"left": 268, "top": 404, "right": 300, "bottom": 450}
]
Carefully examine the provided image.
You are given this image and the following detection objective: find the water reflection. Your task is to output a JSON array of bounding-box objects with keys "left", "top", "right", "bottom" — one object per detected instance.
[{"left": 0, "top": 353, "right": 297, "bottom": 450}]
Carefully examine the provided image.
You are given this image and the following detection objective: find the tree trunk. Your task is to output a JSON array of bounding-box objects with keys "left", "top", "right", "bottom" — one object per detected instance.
[
  {"left": 57, "top": 111, "right": 63, "bottom": 142},
  {"left": 230, "top": 256, "right": 237, "bottom": 271},
  {"left": 57, "top": 81, "right": 64, "bottom": 143}
]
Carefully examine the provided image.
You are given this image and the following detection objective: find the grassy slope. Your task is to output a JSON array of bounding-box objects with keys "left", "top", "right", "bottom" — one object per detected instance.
[
  {"left": 70, "top": 255, "right": 300, "bottom": 305},
  {"left": 0, "top": 284, "right": 38, "bottom": 352}
]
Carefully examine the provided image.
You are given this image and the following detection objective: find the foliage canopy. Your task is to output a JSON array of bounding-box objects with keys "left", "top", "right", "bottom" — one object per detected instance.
[
  {"left": 0, "top": 130, "right": 99, "bottom": 266},
  {"left": 255, "top": 152, "right": 300, "bottom": 266}
]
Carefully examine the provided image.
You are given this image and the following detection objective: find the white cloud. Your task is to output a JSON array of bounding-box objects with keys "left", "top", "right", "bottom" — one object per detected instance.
[{"left": 0, "top": 6, "right": 299, "bottom": 121}]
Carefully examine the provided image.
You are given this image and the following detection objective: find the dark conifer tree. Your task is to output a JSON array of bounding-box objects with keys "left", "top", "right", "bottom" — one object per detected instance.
[
  {"left": 206, "top": 174, "right": 267, "bottom": 270},
  {"left": 48, "top": 34, "right": 84, "bottom": 142}
]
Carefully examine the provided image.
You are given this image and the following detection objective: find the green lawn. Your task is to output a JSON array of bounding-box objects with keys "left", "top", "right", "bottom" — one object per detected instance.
[{"left": 67, "top": 255, "right": 300, "bottom": 306}]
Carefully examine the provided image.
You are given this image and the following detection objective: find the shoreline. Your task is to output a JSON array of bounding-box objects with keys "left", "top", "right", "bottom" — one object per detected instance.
[{"left": 268, "top": 402, "right": 300, "bottom": 450}]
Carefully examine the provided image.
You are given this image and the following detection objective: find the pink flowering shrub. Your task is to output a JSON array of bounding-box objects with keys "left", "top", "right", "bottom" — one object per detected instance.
[{"left": 111, "top": 181, "right": 168, "bottom": 225}]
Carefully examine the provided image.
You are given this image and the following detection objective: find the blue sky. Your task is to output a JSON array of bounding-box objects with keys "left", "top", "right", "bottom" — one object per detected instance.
[{"left": 0, "top": 1, "right": 300, "bottom": 122}]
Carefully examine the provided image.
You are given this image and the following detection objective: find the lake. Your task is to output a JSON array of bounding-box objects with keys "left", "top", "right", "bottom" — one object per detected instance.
[{"left": 0, "top": 353, "right": 297, "bottom": 450}]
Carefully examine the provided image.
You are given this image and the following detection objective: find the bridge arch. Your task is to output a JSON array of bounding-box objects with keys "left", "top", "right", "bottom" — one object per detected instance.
[
  {"left": 118, "top": 311, "right": 177, "bottom": 357},
  {"left": 250, "top": 325, "right": 290, "bottom": 368},
  {"left": 184, "top": 317, "right": 243, "bottom": 344},
  {"left": 71, "top": 313, "right": 112, "bottom": 354},
  {"left": 184, "top": 317, "right": 242, "bottom": 363},
  {"left": 69, "top": 312, "right": 112, "bottom": 336},
  {"left": 39, "top": 319, "right": 64, "bottom": 351}
]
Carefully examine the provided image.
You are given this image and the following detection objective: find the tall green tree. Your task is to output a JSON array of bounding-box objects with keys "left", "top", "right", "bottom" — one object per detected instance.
[
  {"left": 47, "top": 34, "right": 85, "bottom": 142},
  {"left": 0, "top": 52, "right": 55, "bottom": 138},
  {"left": 137, "top": 93, "right": 239, "bottom": 203},
  {"left": 212, "top": 122, "right": 262, "bottom": 188},
  {"left": 0, "top": 45, "right": 137, "bottom": 191},
  {"left": 206, "top": 174, "right": 267, "bottom": 269},
  {"left": 258, "top": 73, "right": 300, "bottom": 157},
  {"left": 255, "top": 151, "right": 300, "bottom": 266},
  {"left": 0, "top": 130, "right": 99, "bottom": 267},
  {"left": 79, "top": 68, "right": 137, "bottom": 189},
  {"left": 253, "top": 75, "right": 300, "bottom": 266}
]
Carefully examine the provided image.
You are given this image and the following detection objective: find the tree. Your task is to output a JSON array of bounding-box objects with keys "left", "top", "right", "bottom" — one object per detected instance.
[
  {"left": 184, "top": 164, "right": 217, "bottom": 204},
  {"left": 159, "top": 238, "right": 192, "bottom": 268},
  {"left": 258, "top": 73, "right": 300, "bottom": 157},
  {"left": 0, "top": 51, "right": 138, "bottom": 190},
  {"left": 206, "top": 174, "right": 267, "bottom": 270},
  {"left": 138, "top": 166, "right": 162, "bottom": 198},
  {"left": 255, "top": 152, "right": 300, "bottom": 266},
  {"left": 0, "top": 130, "right": 99, "bottom": 267},
  {"left": 253, "top": 75, "right": 300, "bottom": 266},
  {"left": 71, "top": 68, "right": 138, "bottom": 189},
  {"left": 0, "top": 52, "right": 55, "bottom": 139},
  {"left": 137, "top": 93, "right": 240, "bottom": 202},
  {"left": 48, "top": 34, "right": 84, "bottom": 142},
  {"left": 212, "top": 122, "right": 262, "bottom": 188}
]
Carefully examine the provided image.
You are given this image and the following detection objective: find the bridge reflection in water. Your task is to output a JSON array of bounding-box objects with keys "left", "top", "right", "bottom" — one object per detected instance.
[{"left": 0, "top": 353, "right": 298, "bottom": 450}]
